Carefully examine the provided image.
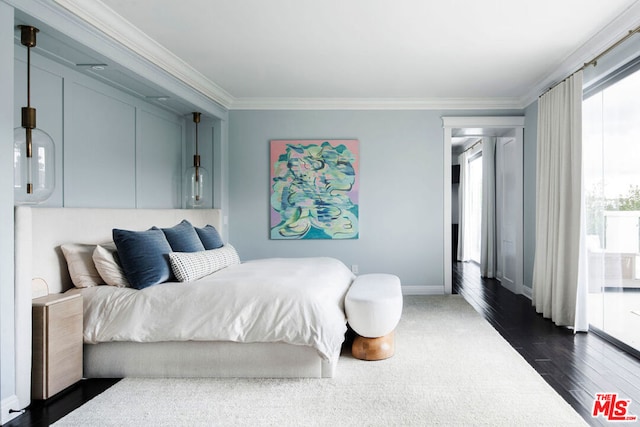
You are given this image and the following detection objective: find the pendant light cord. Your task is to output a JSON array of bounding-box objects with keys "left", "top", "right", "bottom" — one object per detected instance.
[{"left": 27, "top": 44, "right": 31, "bottom": 107}]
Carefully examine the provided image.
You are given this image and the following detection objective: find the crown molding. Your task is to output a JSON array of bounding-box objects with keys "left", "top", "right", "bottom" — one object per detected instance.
[
  {"left": 229, "top": 97, "right": 524, "bottom": 111},
  {"left": 52, "top": 0, "right": 234, "bottom": 109},
  {"left": 18, "top": 0, "right": 525, "bottom": 112},
  {"left": 442, "top": 116, "right": 525, "bottom": 128},
  {"left": 521, "top": 0, "right": 640, "bottom": 107}
]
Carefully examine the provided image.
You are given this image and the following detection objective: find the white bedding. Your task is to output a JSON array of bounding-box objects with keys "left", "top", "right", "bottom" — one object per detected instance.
[{"left": 75, "top": 257, "right": 355, "bottom": 362}]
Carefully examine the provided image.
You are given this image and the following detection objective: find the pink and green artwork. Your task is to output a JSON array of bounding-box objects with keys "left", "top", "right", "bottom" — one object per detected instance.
[{"left": 270, "top": 139, "right": 359, "bottom": 239}]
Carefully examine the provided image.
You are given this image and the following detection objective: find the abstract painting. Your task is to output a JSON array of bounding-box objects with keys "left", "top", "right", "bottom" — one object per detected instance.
[{"left": 270, "top": 139, "right": 359, "bottom": 239}]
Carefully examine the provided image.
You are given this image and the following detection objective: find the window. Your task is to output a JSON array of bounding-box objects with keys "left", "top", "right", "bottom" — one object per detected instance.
[{"left": 583, "top": 58, "right": 640, "bottom": 352}]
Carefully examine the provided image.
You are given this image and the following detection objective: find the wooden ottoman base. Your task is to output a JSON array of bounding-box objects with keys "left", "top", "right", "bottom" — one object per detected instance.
[{"left": 351, "top": 331, "right": 395, "bottom": 361}]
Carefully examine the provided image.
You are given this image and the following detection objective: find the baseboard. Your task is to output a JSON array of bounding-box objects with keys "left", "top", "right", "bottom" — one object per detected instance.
[
  {"left": 497, "top": 281, "right": 533, "bottom": 300},
  {"left": 2, "top": 395, "right": 24, "bottom": 425},
  {"left": 499, "top": 279, "right": 521, "bottom": 296},
  {"left": 402, "top": 285, "right": 444, "bottom": 295}
]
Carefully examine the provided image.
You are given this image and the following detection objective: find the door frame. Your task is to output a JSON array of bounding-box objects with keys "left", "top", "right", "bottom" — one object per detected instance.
[{"left": 442, "top": 116, "right": 525, "bottom": 294}]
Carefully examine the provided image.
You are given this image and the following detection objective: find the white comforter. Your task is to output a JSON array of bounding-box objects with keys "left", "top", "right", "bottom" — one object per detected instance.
[{"left": 77, "top": 257, "right": 355, "bottom": 361}]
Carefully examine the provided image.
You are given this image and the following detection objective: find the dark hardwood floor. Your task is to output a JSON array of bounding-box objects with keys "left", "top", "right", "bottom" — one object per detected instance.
[
  {"left": 6, "top": 262, "right": 640, "bottom": 426},
  {"left": 3, "top": 379, "right": 119, "bottom": 427}
]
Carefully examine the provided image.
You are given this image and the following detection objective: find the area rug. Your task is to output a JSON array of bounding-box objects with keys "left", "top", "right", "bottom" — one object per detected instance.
[{"left": 54, "top": 296, "right": 586, "bottom": 426}]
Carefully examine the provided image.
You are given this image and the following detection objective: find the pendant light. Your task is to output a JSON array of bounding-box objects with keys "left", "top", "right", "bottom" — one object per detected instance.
[
  {"left": 14, "top": 25, "right": 55, "bottom": 205},
  {"left": 184, "top": 112, "right": 209, "bottom": 208}
]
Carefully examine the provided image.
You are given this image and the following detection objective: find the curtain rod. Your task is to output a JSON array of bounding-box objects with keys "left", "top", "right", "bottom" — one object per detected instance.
[
  {"left": 463, "top": 139, "right": 482, "bottom": 153},
  {"left": 582, "top": 25, "right": 640, "bottom": 69},
  {"left": 540, "top": 24, "right": 640, "bottom": 97}
]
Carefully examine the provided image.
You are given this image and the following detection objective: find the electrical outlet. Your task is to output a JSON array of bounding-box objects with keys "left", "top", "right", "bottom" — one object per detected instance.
[{"left": 351, "top": 264, "right": 359, "bottom": 274}]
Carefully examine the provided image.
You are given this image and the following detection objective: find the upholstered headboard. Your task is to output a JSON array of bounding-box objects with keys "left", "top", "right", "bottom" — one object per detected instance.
[
  {"left": 12, "top": 207, "right": 223, "bottom": 407},
  {"left": 15, "top": 207, "right": 223, "bottom": 295}
]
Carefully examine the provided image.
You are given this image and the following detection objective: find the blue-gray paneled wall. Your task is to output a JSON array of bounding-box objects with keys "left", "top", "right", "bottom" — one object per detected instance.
[
  {"left": 64, "top": 82, "right": 137, "bottom": 207},
  {"left": 137, "top": 110, "right": 183, "bottom": 208},
  {"left": 13, "top": 49, "right": 186, "bottom": 208}
]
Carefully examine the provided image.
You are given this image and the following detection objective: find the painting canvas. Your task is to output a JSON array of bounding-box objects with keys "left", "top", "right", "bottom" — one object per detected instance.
[{"left": 270, "top": 139, "right": 359, "bottom": 239}]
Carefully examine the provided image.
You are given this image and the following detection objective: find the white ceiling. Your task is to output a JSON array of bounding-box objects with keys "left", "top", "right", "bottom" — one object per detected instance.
[{"left": 56, "top": 0, "right": 640, "bottom": 109}]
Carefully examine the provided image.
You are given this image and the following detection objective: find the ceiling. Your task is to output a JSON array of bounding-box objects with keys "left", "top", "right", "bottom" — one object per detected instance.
[{"left": 31, "top": 0, "right": 640, "bottom": 110}]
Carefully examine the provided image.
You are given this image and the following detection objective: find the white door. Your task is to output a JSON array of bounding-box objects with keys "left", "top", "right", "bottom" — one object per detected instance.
[{"left": 496, "top": 136, "right": 524, "bottom": 293}]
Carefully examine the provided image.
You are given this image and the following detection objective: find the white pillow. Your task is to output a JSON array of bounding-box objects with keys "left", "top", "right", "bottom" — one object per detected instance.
[
  {"left": 61, "top": 243, "right": 105, "bottom": 288},
  {"left": 92, "top": 243, "right": 130, "bottom": 288},
  {"left": 169, "top": 245, "right": 240, "bottom": 282}
]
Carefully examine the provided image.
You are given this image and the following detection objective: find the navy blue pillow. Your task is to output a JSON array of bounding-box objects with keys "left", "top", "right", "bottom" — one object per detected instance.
[
  {"left": 160, "top": 220, "right": 205, "bottom": 252},
  {"left": 195, "top": 225, "right": 224, "bottom": 250},
  {"left": 112, "top": 228, "right": 173, "bottom": 290}
]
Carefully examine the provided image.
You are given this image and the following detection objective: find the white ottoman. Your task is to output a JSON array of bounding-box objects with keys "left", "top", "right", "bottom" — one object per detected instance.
[{"left": 345, "top": 274, "right": 402, "bottom": 360}]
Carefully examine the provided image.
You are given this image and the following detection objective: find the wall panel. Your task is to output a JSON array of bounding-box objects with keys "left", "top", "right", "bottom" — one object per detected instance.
[
  {"left": 136, "top": 110, "right": 183, "bottom": 208},
  {"left": 64, "top": 82, "right": 136, "bottom": 207}
]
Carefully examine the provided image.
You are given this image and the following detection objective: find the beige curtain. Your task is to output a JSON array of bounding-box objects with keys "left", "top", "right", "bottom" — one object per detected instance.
[
  {"left": 457, "top": 150, "right": 471, "bottom": 262},
  {"left": 480, "top": 137, "right": 496, "bottom": 278},
  {"left": 532, "top": 70, "right": 587, "bottom": 330}
]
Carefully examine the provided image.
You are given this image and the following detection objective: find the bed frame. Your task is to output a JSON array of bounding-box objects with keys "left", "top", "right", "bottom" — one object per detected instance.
[{"left": 14, "top": 207, "right": 336, "bottom": 385}]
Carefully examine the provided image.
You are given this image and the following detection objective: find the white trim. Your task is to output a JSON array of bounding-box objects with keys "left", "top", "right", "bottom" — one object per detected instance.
[
  {"left": 443, "top": 127, "right": 452, "bottom": 294},
  {"left": 230, "top": 97, "right": 523, "bottom": 111},
  {"left": 499, "top": 277, "right": 523, "bottom": 296},
  {"left": 442, "top": 117, "right": 525, "bottom": 296},
  {"left": 521, "top": 286, "right": 532, "bottom": 300},
  {"left": 402, "top": 285, "right": 445, "bottom": 296},
  {"left": 520, "top": 1, "right": 640, "bottom": 107},
  {"left": 442, "top": 116, "right": 525, "bottom": 128},
  {"left": 1, "top": 395, "right": 23, "bottom": 425},
  {"left": 52, "top": 0, "right": 234, "bottom": 108}
]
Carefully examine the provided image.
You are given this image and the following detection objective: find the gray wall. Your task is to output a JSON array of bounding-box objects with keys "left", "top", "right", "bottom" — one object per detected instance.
[
  {"left": 228, "top": 109, "right": 527, "bottom": 291},
  {"left": 229, "top": 110, "right": 445, "bottom": 289},
  {"left": 523, "top": 100, "right": 538, "bottom": 289}
]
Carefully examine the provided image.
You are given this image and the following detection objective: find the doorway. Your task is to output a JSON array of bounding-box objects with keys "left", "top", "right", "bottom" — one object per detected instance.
[{"left": 443, "top": 117, "right": 525, "bottom": 294}]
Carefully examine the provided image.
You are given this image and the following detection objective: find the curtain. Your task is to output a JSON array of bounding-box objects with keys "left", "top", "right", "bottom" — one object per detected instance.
[
  {"left": 480, "top": 137, "right": 496, "bottom": 278},
  {"left": 532, "top": 70, "right": 587, "bottom": 330},
  {"left": 457, "top": 150, "right": 471, "bottom": 262}
]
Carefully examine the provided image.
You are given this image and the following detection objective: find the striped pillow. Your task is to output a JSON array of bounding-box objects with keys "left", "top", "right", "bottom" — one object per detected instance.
[{"left": 169, "top": 245, "right": 240, "bottom": 282}]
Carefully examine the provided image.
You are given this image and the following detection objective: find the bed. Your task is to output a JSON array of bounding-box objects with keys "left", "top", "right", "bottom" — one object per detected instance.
[{"left": 14, "top": 207, "right": 355, "bottom": 380}]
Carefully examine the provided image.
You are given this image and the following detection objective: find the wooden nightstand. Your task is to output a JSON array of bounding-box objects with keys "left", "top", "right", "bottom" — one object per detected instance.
[{"left": 32, "top": 293, "right": 83, "bottom": 399}]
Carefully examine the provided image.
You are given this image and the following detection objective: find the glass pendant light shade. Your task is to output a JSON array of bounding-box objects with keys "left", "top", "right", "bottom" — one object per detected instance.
[
  {"left": 14, "top": 126, "right": 55, "bottom": 204},
  {"left": 184, "top": 164, "right": 209, "bottom": 208},
  {"left": 184, "top": 112, "right": 208, "bottom": 208},
  {"left": 14, "top": 25, "right": 56, "bottom": 205}
]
